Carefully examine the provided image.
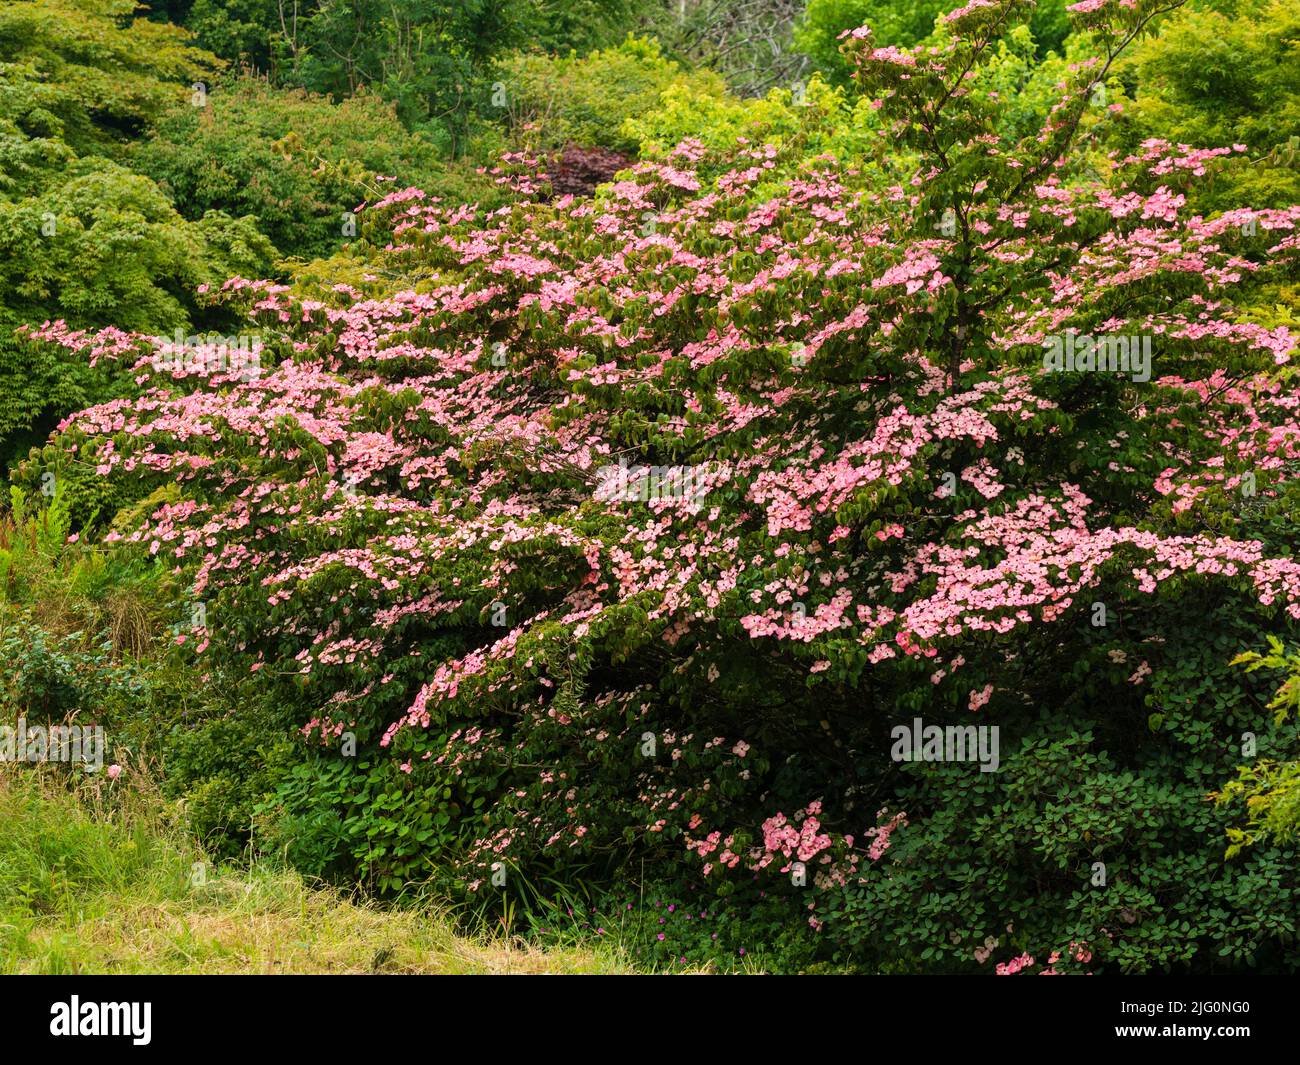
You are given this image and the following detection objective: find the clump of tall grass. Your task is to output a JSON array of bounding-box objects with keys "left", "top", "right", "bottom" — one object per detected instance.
[{"left": 0, "top": 485, "right": 173, "bottom": 659}]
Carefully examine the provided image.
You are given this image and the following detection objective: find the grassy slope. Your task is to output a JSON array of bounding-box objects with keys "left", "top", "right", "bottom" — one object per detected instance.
[
  {"left": 1, "top": 510, "right": 637, "bottom": 975},
  {"left": 0, "top": 768, "right": 627, "bottom": 974}
]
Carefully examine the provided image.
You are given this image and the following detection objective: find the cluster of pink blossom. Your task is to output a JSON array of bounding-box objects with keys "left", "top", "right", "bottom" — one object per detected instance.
[{"left": 23, "top": 2, "right": 1300, "bottom": 926}]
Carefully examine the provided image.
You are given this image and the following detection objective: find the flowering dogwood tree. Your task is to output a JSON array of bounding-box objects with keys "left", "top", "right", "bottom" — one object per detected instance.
[{"left": 23, "top": 0, "right": 1300, "bottom": 971}]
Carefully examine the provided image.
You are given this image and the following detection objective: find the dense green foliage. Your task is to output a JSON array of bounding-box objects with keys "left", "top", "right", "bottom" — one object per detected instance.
[
  {"left": 5, "top": 0, "right": 1300, "bottom": 977},
  {"left": 132, "top": 79, "right": 488, "bottom": 261},
  {"left": 495, "top": 37, "right": 728, "bottom": 153},
  {"left": 0, "top": 0, "right": 253, "bottom": 465},
  {"left": 796, "top": 0, "right": 1070, "bottom": 83},
  {"left": 1119, "top": 0, "right": 1300, "bottom": 210},
  {"left": 174, "top": 0, "right": 527, "bottom": 147}
]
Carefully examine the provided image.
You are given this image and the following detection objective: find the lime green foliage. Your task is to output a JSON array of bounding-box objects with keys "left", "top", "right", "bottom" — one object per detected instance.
[
  {"left": 625, "top": 73, "right": 896, "bottom": 190},
  {"left": 1120, "top": 0, "right": 1300, "bottom": 209},
  {"left": 497, "top": 36, "right": 729, "bottom": 152},
  {"left": 1235, "top": 638, "right": 1300, "bottom": 729},
  {"left": 133, "top": 78, "right": 493, "bottom": 261},
  {"left": 625, "top": 33, "right": 1081, "bottom": 182},
  {"left": 0, "top": 0, "right": 270, "bottom": 331},
  {"left": 0, "top": 0, "right": 278, "bottom": 472},
  {"left": 626, "top": 74, "right": 844, "bottom": 158},
  {"left": 0, "top": 0, "right": 215, "bottom": 168},
  {"left": 1218, "top": 762, "right": 1300, "bottom": 857},
  {"left": 974, "top": 27, "right": 1100, "bottom": 140},
  {"left": 1216, "top": 636, "right": 1300, "bottom": 856},
  {"left": 795, "top": 0, "right": 1071, "bottom": 85}
]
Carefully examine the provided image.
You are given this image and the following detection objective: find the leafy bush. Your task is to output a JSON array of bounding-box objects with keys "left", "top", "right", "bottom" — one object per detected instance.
[
  {"left": 161, "top": 696, "right": 298, "bottom": 858},
  {"left": 795, "top": 0, "right": 1070, "bottom": 84},
  {"left": 494, "top": 36, "right": 730, "bottom": 152},
  {"left": 185, "top": 0, "right": 530, "bottom": 151},
  {"left": 0, "top": 0, "right": 215, "bottom": 163},
  {"left": 1215, "top": 636, "right": 1300, "bottom": 856},
  {"left": 818, "top": 596, "right": 1300, "bottom": 974},
  {"left": 0, "top": 618, "right": 151, "bottom": 726},
  {"left": 1117, "top": 0, "right": 1300, "bottom": 211},
  {"left": 133, "top": 78, "right": 492, "bottom": 261},
  {"left": 0, "top": 162, "right": 273, "bottom": 332},
  {"left": 254, "top": 753, "right": 495, "bottom": 891}
]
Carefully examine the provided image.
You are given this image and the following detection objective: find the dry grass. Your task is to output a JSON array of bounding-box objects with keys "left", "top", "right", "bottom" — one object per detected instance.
[
  {"left": 15, "top": 872, "right": 630, "bottom": 975},
  {"left": 0, "top": 501, "right": 629, "bottom": 975},
  {"left": 0, "top": 505, "right": 171, "bottom": 659},
  {"left": 0, "top": 766, "right": 629, "bottom": 975}
]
